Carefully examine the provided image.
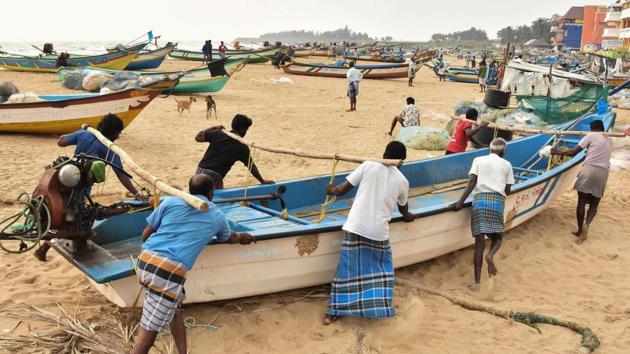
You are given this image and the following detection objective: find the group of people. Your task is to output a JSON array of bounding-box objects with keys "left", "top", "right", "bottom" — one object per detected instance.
[
  {"left": 201, "top": 40, "right": 228, "bottom": 63},
  {"left": 53, "top": 92, "right": 614, "bottom": 353}
]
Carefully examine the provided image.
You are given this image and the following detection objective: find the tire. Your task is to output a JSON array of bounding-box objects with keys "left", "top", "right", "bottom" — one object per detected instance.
[{"left": 483, "top": 89, "right": 510, "bottom": 108}]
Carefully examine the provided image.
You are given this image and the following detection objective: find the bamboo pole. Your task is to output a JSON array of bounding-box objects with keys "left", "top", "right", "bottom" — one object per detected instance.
[
  {"left": 220, "top": 129, "right": 403, "bottom": 166},
  {"left": 450, "top": 116, "right": 628, "bottom": 138},
  {"left": 86, "top": 127, "right": 208, "bottom": 212}
]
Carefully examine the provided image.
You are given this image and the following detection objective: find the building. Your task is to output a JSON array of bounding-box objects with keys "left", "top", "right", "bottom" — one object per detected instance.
[
  {"left": 602, "top": 1, "right": 623, "bottom": 49},
  {"left": 581, "top": 5, "right": 609, "bottom": 50},
  {"left": 621, "top": 0, "right": 630, "bottom": 47},
  {"left": 550, "top": 7, "right": 585, "bottom": 51}
]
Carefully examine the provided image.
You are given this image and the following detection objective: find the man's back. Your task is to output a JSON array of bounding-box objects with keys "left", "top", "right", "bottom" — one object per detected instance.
[
  {"left": 343, "top": 161, "right": 409, "bottom": 241},
  {"left": 65, "top": 130, "right": 122, "bottom": 168},
  {"left": 470, "top": 154, "right": 514, "bottom": 196},
  {"left": 142, "top": 196, "right": 231, "bottom": 270},
  {"left": 197, "top": 130, "right": 250, "bottom": 177}
]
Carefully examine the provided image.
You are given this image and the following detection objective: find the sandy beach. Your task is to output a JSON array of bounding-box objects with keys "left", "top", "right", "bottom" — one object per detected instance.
[{"left": 1, "top": 58, "right": 630, "bottom": 353}]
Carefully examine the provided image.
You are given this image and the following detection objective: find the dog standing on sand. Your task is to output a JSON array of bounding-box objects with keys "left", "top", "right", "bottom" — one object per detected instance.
[
  {"left": 205, "top": 95, "right": 217, "bottom": 119},
  {"left": 175, "top": 97, "right": 196, "bottom": 115}
]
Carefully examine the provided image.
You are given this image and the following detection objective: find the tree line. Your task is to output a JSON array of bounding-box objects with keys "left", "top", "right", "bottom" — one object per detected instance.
[
  {"left": 430, "top": 27, "right": 489, "bottom": 42},
  {"left": 255, "top": 26, "right": 376, "bottom": 42},
  {"left": 496, "top": 18, "right": 553, "bottom": 45}
]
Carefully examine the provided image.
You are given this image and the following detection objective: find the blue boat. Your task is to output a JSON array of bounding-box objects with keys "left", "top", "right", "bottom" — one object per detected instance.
[
  {"left": 50, "top": 110, "right": 616, "bottom": 307},
  {"left": 125, "top": 43, "right": 177, "bottom": 70}
]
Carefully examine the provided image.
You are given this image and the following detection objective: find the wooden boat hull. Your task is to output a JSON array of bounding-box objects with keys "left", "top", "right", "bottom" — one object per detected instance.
[
  {"left": 282, "top": 62, "right": 409, "bottom": 79},
  {"left": 125, "top": 44, "right": 176, "bottom": 70},
  {"left": 344, "top": 55, "right": 403, "bottom": 63},
  {"left": 49, "top": 110, "right": 614, "bottom": 307},
  {"left": 169, "top": 48, "right": 277, "bottom": 64},
  {"left": 0, "top": 50, "right": 138, "bottom": 73},
  {"left": 0, "top": 80, "right": 175, "bottom": 134}
]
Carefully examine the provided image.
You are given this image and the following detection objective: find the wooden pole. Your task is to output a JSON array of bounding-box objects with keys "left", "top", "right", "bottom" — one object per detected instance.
[
  {"left": 86, "top": 127, "right": 209, "bottom": 212},
  {"left": 450, "top": 116, "right": 627, "bottom": 138},
  {"left": 220, "top": 130, "right": 404, "bottom": 166}
]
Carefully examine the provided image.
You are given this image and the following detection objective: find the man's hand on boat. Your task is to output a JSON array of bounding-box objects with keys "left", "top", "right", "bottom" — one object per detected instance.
[
  {"left": 398, "top": 203, "right": 415, "bottom": 222},
  {"left": 228, "top": 232, "right": 257, "bottom": 245}
]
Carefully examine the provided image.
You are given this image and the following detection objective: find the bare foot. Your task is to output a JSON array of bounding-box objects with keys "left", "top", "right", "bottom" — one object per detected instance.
[
  {"left": 34, "top": 248, "right": 47, "bottom": 262},
  {"left": 323, "top": 315, "right": 337, "bottom": 326},
  {"left": 486, "top": 255, "right": 497, "bottom": 277},
  {"left": 576, "top": 226, "right": 588, "bottom": 244},
  {"left": 572, "top": 229, "right": 582, "bottom": 237}
]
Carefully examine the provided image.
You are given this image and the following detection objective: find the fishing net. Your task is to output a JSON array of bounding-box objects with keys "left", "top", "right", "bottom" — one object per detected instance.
[
  {"left": 396, "top": 126, "right": 451, "bottom": 151},
  {"left": 453, "top": 100, "right": 482, "bottom": 115},
  {"left": 608, "top": 90, "right": 630, "bottom": 110},
  {"left": 516, "top": 83, "right": 607, "bottom": 124}
]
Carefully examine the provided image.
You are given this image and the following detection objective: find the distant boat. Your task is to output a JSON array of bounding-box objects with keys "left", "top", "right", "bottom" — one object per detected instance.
[
  {"left": 0, "top": 78, "right": 177, "bottom": 134},
  {"left": 169, "top": 47, "right": 278, "bottom": 64},
  {"left": 58, "top": 59, "right": 247, "bottom": 94},
  {"left": 0, "top": 50, "right": 138, "bottom": 73},
  {"left": 125, "top": 43, "right": 177, "bottom": 70},
  {"left": 282, "top": 61, "right": 409, "bottom": 79},
  {"left": 50, "top": 109, "right": 616, "bottom": 307}
]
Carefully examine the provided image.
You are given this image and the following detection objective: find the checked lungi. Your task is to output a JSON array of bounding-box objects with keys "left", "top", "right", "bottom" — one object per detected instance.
[
  {"left": 195, "top": 167, "right": 224, "bottom": 189},
  {"left": 326, "top": 232, "right": 395, "bottom": 318},
  {"left": 471, "top": 192, "right": 506, "bottom": 237},
  {"left": 137, "top": 250, "right": 187, "bottom": 332},
  {"left": 347, "top": 81, "right": 360, "bottom": 97}
]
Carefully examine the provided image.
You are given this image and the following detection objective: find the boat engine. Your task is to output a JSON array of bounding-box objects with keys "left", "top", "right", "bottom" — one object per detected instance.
[{"left": 0, "top": 154, "right": 148, "bottom": 256}]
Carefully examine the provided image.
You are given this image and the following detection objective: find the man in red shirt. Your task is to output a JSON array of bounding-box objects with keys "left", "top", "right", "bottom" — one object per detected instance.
[
  {"left": 445, "top": 108, "right": 487, "bottom": 155},
  {"left": 218, "top": 41, "right": 228, "bottom": 60}
]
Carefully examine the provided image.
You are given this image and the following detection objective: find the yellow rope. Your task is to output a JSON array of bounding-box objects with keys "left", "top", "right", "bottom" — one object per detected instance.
[
  {"left": 242, "top": 146, "right": 256, "bottom": 205},
  {"left": 314, "top": 155, "right": 339, "bottom": 224},
  {"left": 546, "top": 134, "right": 558, "bottom": 172}
]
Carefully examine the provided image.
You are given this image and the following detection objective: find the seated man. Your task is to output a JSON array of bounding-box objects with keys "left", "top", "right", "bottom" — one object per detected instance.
[
  {"left": 195, "top": 114, "right": 274, "bottom": 189},
  {"left": 388, "top": 97, "right": 420, "bottom": 136},
  {"left": 131, "top": 174, "right": 256, "bottom": 354}
]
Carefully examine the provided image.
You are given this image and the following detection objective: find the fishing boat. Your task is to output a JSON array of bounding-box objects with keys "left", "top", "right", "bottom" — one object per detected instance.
[
  {"left": 0, "top": 79, "right": 177, "bottom": 135},
  {"left": 0, "top": 50, "right": 138, "bottom": 73},
  {"left": 343, "top": 54, "right": 403, "bottom": 63},
  {"left": 125, "top": 43, "right": 177, "bottom": 70},
  {"left": 169, "top": 47, "right": 278, "bottom": 64},
  {"left": 58, "top": 59, "right": 247, "bottom": 94},
  {"left": 282, "top": 61, "right": 409, "bottom": 79},
  {"left": 49, "top": 109, "right": 615, "bottom": 307}
]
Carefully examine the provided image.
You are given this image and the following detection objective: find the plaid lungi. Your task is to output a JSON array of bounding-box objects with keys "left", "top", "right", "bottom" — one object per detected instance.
[
  {"left": 195, "top": 167, "right": 224, "bottom": 189},
  {"left": 326, "top": 232, "right": 395, "bottom": 318},
  {"left": 471, "top": 192, "right": 505, "bottom": 237},
  {"left": 347, "top": 82, "right": 359, "bottom": 97},
  {"left": 137, "top": 250, "right": 187, "bottom": 332}
]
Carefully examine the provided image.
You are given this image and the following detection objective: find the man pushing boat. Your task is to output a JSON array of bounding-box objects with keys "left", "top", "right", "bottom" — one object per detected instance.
[
  {"left": 322, "top": 141, "right": 415, "bottom": 325},
  {"left": 195, "top": 114, "right": 274, "bottom": 189},
  {"left": 131, "top": 174, "right": 256, "bottom": 354},
  {"left": 453, "top": 138, "right": 514, "bottom": 286}
]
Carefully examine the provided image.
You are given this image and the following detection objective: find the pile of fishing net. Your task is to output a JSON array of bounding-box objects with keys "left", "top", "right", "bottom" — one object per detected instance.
[
  {"left": 61, "top": 69, "right": 159, "bottom": 93},
  {"left": 608, "top": 90, "right": 630, "bottom": 110},
  {"left": 395, "top": 126, "right": 451, "bottom": 151},
  {"left": 0, "top": 81, "right": 19, "bottom": 103}
]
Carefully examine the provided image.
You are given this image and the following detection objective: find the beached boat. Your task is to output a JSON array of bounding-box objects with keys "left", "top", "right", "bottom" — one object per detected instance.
[
  {"left": 58, "top": 59, "right": 247, "bottom": 94},
  {"left": 169, "top": 48, "right": 278, "bottom": 64},
  {"left": 0, "top": 79, "right": 177, "bottom": 134},
  {"left": 0, "top": 50, "right": 138, "bottom": 73},
  {"left": 282, "top": 61, "right": 409, "bottom": 79},
  {"left": 125, "top": 43, "right": 177, "bottom": 70},
  {"left": 343, "top": 55, "right": 404, "bottom": 63},
  {"left": 49, "top": 109, "right": 615, "bottom": 307}
]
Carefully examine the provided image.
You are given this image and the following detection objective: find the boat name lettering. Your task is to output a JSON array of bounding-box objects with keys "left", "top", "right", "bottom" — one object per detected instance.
[{"left": 242, "top": 247, "right": 280, "bottom": 259}]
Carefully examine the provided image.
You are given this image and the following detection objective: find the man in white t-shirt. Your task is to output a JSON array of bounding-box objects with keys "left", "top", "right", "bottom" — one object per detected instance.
[
  {"left": 323, "top": 141, "right": 414, "bottom": 325},
  {"left": 346, "top": 62, "right": 363, "bottom": 112},
  {"left": 453, "top": 138, "right": 514, "bottom": 285}
]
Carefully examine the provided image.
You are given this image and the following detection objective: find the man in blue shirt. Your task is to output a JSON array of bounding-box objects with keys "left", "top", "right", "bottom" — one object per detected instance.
[
  {"left": 131, "top": 174, "right": 255, "bottom": 354},
  {"left": 57, "top": 114, "right": 140, "bottom": 198}
]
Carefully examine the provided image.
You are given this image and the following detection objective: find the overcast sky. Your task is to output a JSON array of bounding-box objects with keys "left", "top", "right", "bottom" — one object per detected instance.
[{"left": 0, "top": 0, "right": 612, "bottom": 43}]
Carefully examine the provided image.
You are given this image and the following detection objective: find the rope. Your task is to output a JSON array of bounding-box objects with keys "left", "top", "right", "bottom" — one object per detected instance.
[
  {"left": 0, "top": 193, "right": 51, "bottom": 254},
  {"left": 242, "top": 146, "right": 256, "bottom": 204},
  {"left": 184, "top": 317, "right": 219, "bottom": 331},
  {"left": 314, "top": 155, "right": 340, "bottom": 224}
]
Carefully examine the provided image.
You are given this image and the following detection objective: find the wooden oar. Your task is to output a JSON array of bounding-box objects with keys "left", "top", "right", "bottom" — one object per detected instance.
[
  {"left": 86, "top": 127, "right": 208, "bottom": 212},
  {"left": 221, "top": 129, "right": 403, "bottom": 166},
  {"left": 450, "top": 116, "right": 628, "bottom": 138}
]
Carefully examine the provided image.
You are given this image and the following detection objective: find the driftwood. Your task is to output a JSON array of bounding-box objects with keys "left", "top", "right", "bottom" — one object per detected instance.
[
  {"left": 220, "top": 129, "right": 403, "bottom": 166},
  {"left": 451, "top": 116, "right": 627, "bottom": 138},
  {"left": 397, "top": 278, "right": 600, "bottom": 353},
  {"left": 87, "top": 127, "right": 208, "bottom": 212}
]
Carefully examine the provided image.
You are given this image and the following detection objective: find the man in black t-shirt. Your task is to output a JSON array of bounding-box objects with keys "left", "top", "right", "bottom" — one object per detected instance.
[{"left": 195, "top": 114, "right": 274, "bottom": 189}]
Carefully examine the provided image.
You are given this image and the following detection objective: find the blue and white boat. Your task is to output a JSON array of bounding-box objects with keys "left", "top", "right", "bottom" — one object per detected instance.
[
  {"left": 51, "top": 110, "right": 616, "bottom": 307},
  {"left": 125, "top": 43, "right": 177, "bottom": 70}
]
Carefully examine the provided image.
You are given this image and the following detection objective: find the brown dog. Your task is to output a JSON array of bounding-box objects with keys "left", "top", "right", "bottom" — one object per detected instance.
[
  {"left": 174, "top": 97, "right": 196, "bottom": 115},
  {"left": 205, "top": 95, "right": 217, "bottom": 119}
]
